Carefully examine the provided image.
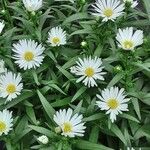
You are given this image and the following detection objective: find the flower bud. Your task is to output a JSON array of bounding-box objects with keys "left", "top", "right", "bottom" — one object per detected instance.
[
  {"left": 55, "top": 126, "right": 61, "bottom": 134},
  {"left": 113, "top": 65, "right": 123, "bottom": 73},
  {"left": 37, "top": 135, "right": 49, "bottom": 144},
  {"left": 81, "top": 41, "right": 87, "bottom": 47}
]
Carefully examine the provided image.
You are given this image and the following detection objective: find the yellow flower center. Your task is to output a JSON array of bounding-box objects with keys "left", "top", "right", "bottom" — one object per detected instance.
[
  {"left": 104, "top": 8, "right": 113, "bottom": 17},
  {"left": 63, "top": 122, "right": 72, "bottom": 133},
  {"left": 24, "top": 51, "right": 34, "bottom": 61},
  {"left": 52, "top": 37, "right": 60, "bottom": 44},
  {"left": 85, "top": 67, "right": 94, "bottom": 77},
  {"left": 0, "top": 121, "right": 6, "bottom": 132},
  {"left": 123, "top": 40, "right": 134, "bottom": 49},
  {"left": 6, "top": 84, "right": 16, "bottom": 94},
  {"left": 107, "top": 99, "right": 119, "bottom": 109}
]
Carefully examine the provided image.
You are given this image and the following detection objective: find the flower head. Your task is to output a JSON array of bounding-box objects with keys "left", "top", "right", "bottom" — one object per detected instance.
[
  {"left": 23, "top": 0, "right": 42, "bottom": 12},
  {"left": 96, "top": 87, "right": 130, "bottom": 122},
  {"left": 70, "top": 56, "right": 106, "bottom": 87},
  {"left": 91, "top": 0, "right": 125, "bottom": 22},
  {"left": 0, "top": 109, "right": 13, "bottom": 136},
  {"left": 0, "top": 72, "right": 23, "bottom": 102},
  {"left": 123, "top": 0, "right": 138, "bottom": 8},
  {"left": 12, "top": 39, "right": 45, "bottom": 70},
  {"left": 53, "top": 108, "right": 86, "bottom": 137},
  {"left": 0, "top": 60, "right": 7, "bottom": 74},
  {"left": 0, "top": 21, "right": 5, "bottom": 34},
  {"left": 116, "top": 27, "right": 143, "bottom": 50},
  {"left": 37, "top": 135, "right": 49, "bottom": 144},
  {"left": 48, "top": 27, "right": 66, "bottom": 47}
]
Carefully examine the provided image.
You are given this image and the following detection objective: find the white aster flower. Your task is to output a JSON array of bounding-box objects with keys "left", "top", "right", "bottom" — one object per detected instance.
[
  {"left": 123, "top": 0, "right": 138, "bottom": 8},
  {"left": 96, "top": 87, "right": 130, "bottom": 123},
  {"left": 37, "top": 135, "right": 49, "bottom": 144},
  {"left": 116, "top": 27, "right": 143, "bottom": 50},
  {"left": 12, "top": 39, "right": 45, "bottom": 70},
  {"left": 48, "top": 27, "right": 66, "bottom": 47},
  {"left": 91, "top": 0, "right": 125, "bottom": 22},
  {"left": 70, "top": 56, "right": 106, "bottom": 88},
  {"left": 0, "top": 72, "right": 23, "bottom": 102},
  {"left": 0, "top": 109, "right": 13, "bottom": 136},
  {"left": 53, "top": 108, "right": 86, "bottom": 137},
  {"left": 0, "top": 21, "right": 5, "bottom": 34},
  {"left": 0, "top": 60, "right": 7, "bottom": 74},
  {"left": 23, "top": 0, "right": 42, "bottom": 12}
]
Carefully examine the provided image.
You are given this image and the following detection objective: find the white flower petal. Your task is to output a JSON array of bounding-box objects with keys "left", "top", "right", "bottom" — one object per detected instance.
[{"left": 96, "top": 86, "right": 130, "bottom": 123}]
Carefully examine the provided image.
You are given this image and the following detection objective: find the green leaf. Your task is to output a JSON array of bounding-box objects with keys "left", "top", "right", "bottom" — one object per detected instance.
[
  {"left": 45, "top": 50, "right": 57, "bottom": 63},
  {"left": 134, "top": 124, "right": 150, "bottom": 140},
  {"left": 57, "top": 65, "right": 74, "bottom": 80},
  {"left": 14, "top": 128, "right": 32, "bottom": 143},
  {"left": 49, "top": 84, "right": 66, "bottom": 95},
  {"left": 70, "top": 29, "right": 94, "bottom": 36},
  {"left": 32, "top": 70, "right": 40, "bottom": 85},
  {"left": 63, "top": 13, "right": 89, "bottom": 25},
  {"left": 94, "top": 43, "right": 103, "bottom": 57},
  {"left": 71, "top": 86, "right": 87, "bottom": 102},
  {"left": 74, "top": 140, "right": 113, "bottom": 150},
  {"left": 74, "top": 100, "right": 83, "bottom": 114},
  {"left": 107, "top": 72, "right": 124, "bottom": 88},
  {"left": 0, "top": 90, "right": 34, "bottom": 110},
  {"left": 143, "top": 0, "right": 150, "bottom": 20},
  {"left": 5, "top": 140, "right": 13, "bottom": 150},
  {"left": 26, "top": 106, "right": 37, "bottom": 125},
  {"left": 51, "top": 97, "right": 71, "bottom": 107},
  {"left": 120, "top": 113, "right": 140, "bottom": 123},
  {"left": 132, "top": 98, "right": 141, "bottom": 120},
  {"left": 123, "top": 19, "right": 150, "bottom": 26},
  {"left": 89, "top": 125, "right": 99, "bottom": 143},
  {"left": 83, "top": 113, "right": 105, "bottom": 122},
  {"left": 111, "top": 124, "right": 127, "bottom": 145},
  {"left": 132, "top": 62, "right": 150, "bottom": 72},
  {"left": 29, "top": 125, "right": 55, "bottom": 138},
  {"left": 15, "top": 116, "right": 28, "bottom": 135},
  {"left": 37, "top": 90, "right": 55, "bottom": 120},
  {"left": 62, "top": 56, "right": 77, "bottom": 70}
]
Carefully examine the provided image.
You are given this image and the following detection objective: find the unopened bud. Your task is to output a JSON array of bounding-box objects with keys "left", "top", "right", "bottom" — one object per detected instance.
[
  {"left": 55, "top": 126, "right": 61, "bottom": 134},
  {"left": 37, "top": 135, "right": 49, "bottom": 144}
]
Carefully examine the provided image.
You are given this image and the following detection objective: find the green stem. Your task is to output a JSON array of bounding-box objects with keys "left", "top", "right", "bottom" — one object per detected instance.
[
  {"left": 1, "top": 0, "right": 13, "bottom": 28},
  {"left": 123, "top": 52, "right": 133, "bottom": 91}
]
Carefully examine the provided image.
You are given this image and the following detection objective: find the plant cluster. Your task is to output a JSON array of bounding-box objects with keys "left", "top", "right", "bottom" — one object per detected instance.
[{"left": 0, "top": 0, "right": 150, "bottom": 150}]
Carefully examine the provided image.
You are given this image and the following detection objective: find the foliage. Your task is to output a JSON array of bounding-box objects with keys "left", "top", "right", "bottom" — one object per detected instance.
[{"left": 0, "top": 0, "right": 150, "bottom": 150}]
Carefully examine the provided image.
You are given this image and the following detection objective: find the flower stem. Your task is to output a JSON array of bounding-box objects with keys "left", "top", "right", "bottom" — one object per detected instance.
[{"left": 1, "top": 0, "right": 13, "bottom": 28}]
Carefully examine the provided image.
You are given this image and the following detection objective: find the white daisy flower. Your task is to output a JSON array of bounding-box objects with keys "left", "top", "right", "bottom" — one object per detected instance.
[
  {"left": 96, "top": 87, "right": 130, "bottom": 123},
  {"left": 0, "top": 60, "right": 7, "bottom": 74},
  {"left": 53, "top": 108, "right": 86, "bottom": 137},
  {"left": 47, "top": 27, "right": 66, "bottom": 47},
  {"left": 0, "top": 72, "right": 23, "bottom": 102},
  {"left": 0, "top": 21, "right": 5, "bottom": 34},
  {"left": 0, "top": 109, "right": 13, "bottom": 136},
  {"left": 123, "top": 0, "right": 138, "bottom": 8},
  {"left": 91, "top": 0, "right": 125, "bottom": 22},
  {"left": 23, "top": 0, "right": 43, "bottom": 12},
  {"left": 12, "top": 39, "right": 45, "bottom": 70},
  {"left": 70, "top": 56, "right": 106, "bottom": 88},
  {"left": 37, "top": 135, "right": 49, "bottom": 144},
  {"left": 116, "top": 27, "right": 143, "bottom": 50}
]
